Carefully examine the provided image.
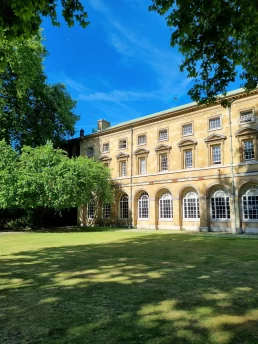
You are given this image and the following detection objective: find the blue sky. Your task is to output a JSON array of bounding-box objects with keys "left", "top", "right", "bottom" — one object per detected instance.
[{"left": 42, "top": 0, "right": 239, "bottom": 137}]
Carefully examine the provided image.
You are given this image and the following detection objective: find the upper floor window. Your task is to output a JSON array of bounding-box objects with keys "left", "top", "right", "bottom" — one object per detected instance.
[
  {"left": 209, "top": 116, "right": 221, "bottom": 130},
  {"left": 120, "top": 160, "right": 127, "bottom": 177},
  {"left": 86, "top": 146, "right": 94, "bottom": 157},
  {"left": 159, "top": 153, "right": 168, "bottom": 172},
  {"left": 139, "top": 157, "right": 146, "bottom": 175},
  {"left": 240, "top": 109, "right": 255, "bottom": 124},
  {"left": 158, "top": 129, "right": 168, "bottom": 141},
  {"left": 212, "top": 145, "right": 221, "bottom": 164},
  {"left": 138, "top": 134, "right": 146, "bottom": 145},
  {"left": 244, "top": 140, "right": 255, "bottom": 161},
  {"left": 119, "top": 139, "right": 127, "bottom": 149},
  {"left": 182, "top": 123, "right": 193, "bottom": 136},
  {"left": 184, "top": 149, "right": 193, "bottom": 168},
  {"left": 102, "top": 143, "right": 109, "bottom": 153}
]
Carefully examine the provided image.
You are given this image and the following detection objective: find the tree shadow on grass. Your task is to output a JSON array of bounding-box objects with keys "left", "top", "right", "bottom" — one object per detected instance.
[{"left": 1, "top": 234, "right": 258, "bottom": 344}]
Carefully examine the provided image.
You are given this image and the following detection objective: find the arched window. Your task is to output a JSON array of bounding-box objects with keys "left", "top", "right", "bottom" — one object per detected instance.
[
  {"left": 242, "top": 185, "right": 258, "bottom": 220},
  {"left": 159, "top": 192, "right": 173, "bottom": 219},
  {"left": 210, "top": 188, "right": 230, "bottom": 220},
  {"left": 183, "top": 191, "right": 199, "bottom": 219},
  {"left": 87, "top": 202, "right": 95, "bottom": 219},
  {"left": 120, "top": 194, "right": 128, "bottom": 219},
  {"left": 138, "top": 192, "right": 149, "bottom": 219}
]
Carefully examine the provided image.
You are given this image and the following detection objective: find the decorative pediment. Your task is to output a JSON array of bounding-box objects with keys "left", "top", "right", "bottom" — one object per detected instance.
[
  {"left": 235, "top": 127, "right": 258, "bottom": 137},
  {"left": 204, "top": 133, "right": 227, "bottom": 143},
  {"left": 177, "top": 138, "right": 197, "bottom": 148},
  {"left": 154, "top": 144, "right": 172, "bottom": 152},
  {"left": 116, "top": 152, "right": 130, "bottom": 159},
  {"left": 134, "top": 148, "right": 150, "bottom": 155},
  {"left": 99, "top": 155, "right": 112, "bottom": 162}
]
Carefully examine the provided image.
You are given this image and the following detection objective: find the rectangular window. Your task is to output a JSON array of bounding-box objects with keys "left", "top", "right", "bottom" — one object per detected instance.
[
  {"left": 184, "top": 150, "right": 192, "bottom": 168},
  {"left": 160, "top": 153, "right": 168, "bottom": 171},
  {"left": 102, "top": 143, "right": 109, "bottom": 153},
  {"left": 119, "top": 139, "right": 127, "bottom": 149},
  {"left": 240, "top": 110, "right": 254, "bottom": 124},
  {"left": 158, "top": 129, "right": 168, "bottom": 141},
  {"left": 87, "top": 147, "right": 94, "bottom": 157},
  {"left": 139, "top": 157, "right": 146, "bottom": 174},
  {"left": 182, "top": 123, "right": 193, "bottom": 136},
  {"left": 244, "top": 140, "right": 255, "bottom": 161},
  {"left": 87, "top": 202, "right": 95, "bottom": 219},
  {"left": 209, "top": 116, "right": 221, "bottom": 130},
  {"left": 120, "top": 160, "right": 127, "bottom": 177},
  {"left": 212, "top": 145, "right": 221, "bottom": 164},
  {"left": 103, "top": 162, "right": 109, "bottom": 168},
  {"left": 103, "top": 203, "right": 111, "bottom": 218},
  {"left": 138, "top": 134, "right": 146, "bottom": 145}
]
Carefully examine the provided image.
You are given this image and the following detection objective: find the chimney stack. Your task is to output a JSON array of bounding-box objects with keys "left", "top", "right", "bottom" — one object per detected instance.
[
  {"left": 98, "top": 119, "right": 110, "bottom": 131},
  {"left": 80, "top": 129, "right": 84, "bottom": 138}
]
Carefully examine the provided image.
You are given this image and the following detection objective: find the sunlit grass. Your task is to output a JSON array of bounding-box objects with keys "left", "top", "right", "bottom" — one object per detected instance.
[{"left": 1, "top": 231, "right": 258, "bottom": 343}]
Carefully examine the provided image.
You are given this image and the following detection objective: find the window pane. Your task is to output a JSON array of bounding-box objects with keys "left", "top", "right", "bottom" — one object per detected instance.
[
  {"left": 244, "top": 141, "right": 255, "bottom": 160},
  {"left": 139, "top": 157, "right": 146, "bottom": 174},
  {"left": 209, "top": 117, "right": 221, "bottom": 130},
  {"left": 182, "top": 124, "right": 193, "bottom": 136},
  {"left": 103, "top": 143, "right": 109, "bottom": 152},
  {"left": 183, "top": 192, "right": 199, "bottom": 219},
  {"left": 240, "top": 110, "right": 254, "bottom": 123},
  {"left": 120, "top": 161, "right": 127, "bottom": 176},
  {"left": 185, "top": 150, "right": 192, "bottom": 168},
  {"left": 120, "top": 195, "right": 128, "bottom": 219},
  {"left": 138, "top": 135, "right": 146, "bottom": 145},
  {"left": 159, "top": 130, "right": 168, "bottom": 141},
  {"left": 159, "top": 193, "right": 173, "bottom": 219},
  {"left": 119, "top": 140, "right": 127, "bottom": 149},
  {"left": 103, "top": 203, "right": 111, "bottom": 218},
  {"left": 87, "top": 202, "right": 95, "bottom": 219},
  {"left": 138, "top": 193, "right": 149, "bottom": 219},
  {"left": 160, "top": 154, "right": 168, "bottom": 171},
  {"left": 212, "top": 145, "right": 221, "bottom": 164}
]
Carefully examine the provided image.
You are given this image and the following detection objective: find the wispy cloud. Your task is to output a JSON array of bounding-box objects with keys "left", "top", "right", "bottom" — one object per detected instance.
[{"left": 79, "top": 89, "right": 154, "bottom": 103}]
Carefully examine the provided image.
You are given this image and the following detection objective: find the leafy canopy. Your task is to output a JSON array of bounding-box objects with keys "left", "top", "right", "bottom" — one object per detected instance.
[
  {"left": 0, "top": 0, "right": 89, "bottom": 41},
  {"left": 0, "top": 34, "right": 79, "bottom": 150},
  {"left": 0, "top": 141, "right": 114, "bottom": 210},
  {"left": 149, "top": 0, "right": 258, "bottom": 104}
]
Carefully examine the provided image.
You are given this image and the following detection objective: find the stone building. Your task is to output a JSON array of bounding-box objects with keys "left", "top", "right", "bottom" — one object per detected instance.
[{"left": 79, "top": 88, "right": 258, "bottom": 234}]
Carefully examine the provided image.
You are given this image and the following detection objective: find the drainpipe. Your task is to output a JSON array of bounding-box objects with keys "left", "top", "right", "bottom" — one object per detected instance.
[
  {"left": 130, "top": 126, "right": 133, "bottom": 228},
  {"left": 228, "top": 98, "right": 238, "bottom": 234}
]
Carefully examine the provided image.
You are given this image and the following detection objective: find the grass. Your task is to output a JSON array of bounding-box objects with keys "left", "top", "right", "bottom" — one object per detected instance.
[{"left": 1, "top": 230, "right": 258, "bottom": 344}]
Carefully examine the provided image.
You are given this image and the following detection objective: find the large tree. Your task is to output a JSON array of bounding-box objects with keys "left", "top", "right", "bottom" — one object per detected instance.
[
  {"left": 149, "top": 0, "right": 258, "bottom": 104},
  {"left": 0, "top": 141, "right": 114, "bottom": 225},
  {"left": 0, "top": 0, "right": 89, "bottom": 41},
  {"left": 0, "top": 34, "right": 79, "bottom": 150}
]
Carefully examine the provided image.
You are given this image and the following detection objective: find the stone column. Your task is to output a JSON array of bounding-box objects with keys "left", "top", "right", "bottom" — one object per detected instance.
[
  {"left": 172, "top": 198, "right": 181, "bottom": 230},
  {"left": 199, "top": 197, "right": 209, "bottom": 231}
]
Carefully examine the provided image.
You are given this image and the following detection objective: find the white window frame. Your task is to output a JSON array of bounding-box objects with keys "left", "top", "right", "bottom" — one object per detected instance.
[
  {"left": 120, "top": 194, "right": 129, "bottom": 219},
  {"left": 212, "top": 145, "right": 221, "bottom": 164},
  {"left": 243, "top": 140, "right": 255, "bottom": 161},
  {"left": 159, "top": 153, "right": 168, "bottom": 172},
  {"left": 210, "top": 188, "right": 230, "bottom": 220},
  {"left": 158, "top": 129, "right": 168, "bottom": 141},
  {"left": 183, "top": 191, "right": 200, "bottom": 220},
  {"left": 239, "top": 109, "right": 255, "bottom": 125},
  {"left": 120, "top": 160, "right": 127, "bottom": 177},
  {"left": 208, "top": 116, "right": 222, "bottom": 131},
  {"left": 184, "top": 149, "right": 193, "bottom": 169},
  {"left": 242, "top": 185, "right": 258, "bottom": 221},
  {"left": 138, "top": 134, "right": 147, "bottom": 146},
  {"left": 138, "top": 192, "right": 149, "bottom": 219},
  {"left": 159, "top": 193, "right": 173, "bottom": 220},
  {"left": 87, "top": 202, "right": 95, "bottom": 219},
  {"left": 139, "top": 157, "right": 146, "bottom": 175},
  {"left": 119, "top": 139, "right": 127, "bottom": 150},
  {"left": 102, "top": 143, "right": 109, "bottom": 153},
  {"left": 182, "top": 123, "right": 193, "bottom": 136}
]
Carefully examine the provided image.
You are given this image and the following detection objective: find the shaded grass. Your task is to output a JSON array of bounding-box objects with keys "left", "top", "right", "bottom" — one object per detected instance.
[{"left": 1, "top": 231, "right": 258, "bottom": 343}]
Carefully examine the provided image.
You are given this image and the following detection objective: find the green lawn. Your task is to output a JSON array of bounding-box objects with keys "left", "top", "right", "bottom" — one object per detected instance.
[{"left": 1, "top": 231, "right": 258, "bottom": 344}]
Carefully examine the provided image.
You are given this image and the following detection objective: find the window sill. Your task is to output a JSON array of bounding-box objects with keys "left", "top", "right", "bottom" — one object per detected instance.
[
  {"left": 182, "top": 219, "right": 200, "bottom": 222},
  {"left": 210, "top": 219, "right": 231, "bottom": 222},
  {"left": 137, "top": 218, "right": 149, "bottom": 221},
  {"left": 159, "top": 218, "right": 173, "bottom": 221},
  {"left": 182, "top": 133, "right": 193, "bottom": 137},
  {"left": 242, "top": 220, "right": 258, "bottom": 223},
  {"left": 208, "top": 127, "right": 222, "bottom": 132}
]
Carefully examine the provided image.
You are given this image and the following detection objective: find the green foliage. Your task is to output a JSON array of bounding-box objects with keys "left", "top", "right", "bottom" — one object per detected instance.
[
  {"left": 149, "top": 0, "right": 258, "bottom": 104},
  {"left": 0, "top": 34, "right": 79, "bottom": 149},
  {"left": 0, "top": 141, "right": 114, "bottom": 211},
  {"left": 0, "top": 0, "right": 89, "bottom": 41}
]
